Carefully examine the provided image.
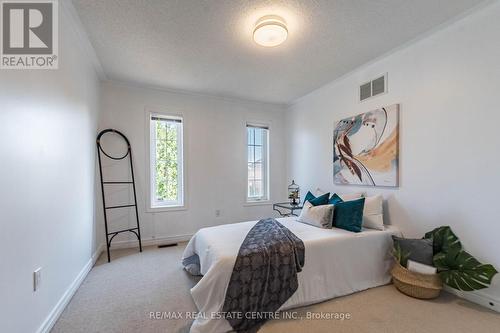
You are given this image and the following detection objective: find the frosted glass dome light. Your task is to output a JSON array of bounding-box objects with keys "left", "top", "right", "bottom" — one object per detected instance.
[{"left": 253, "top": 16, "right": 288, "bottom": 47}]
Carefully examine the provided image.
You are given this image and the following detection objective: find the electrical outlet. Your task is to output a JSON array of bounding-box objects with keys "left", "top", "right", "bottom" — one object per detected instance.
[
  {"left": 215, "top": 209, "right": 221, "bottom": 217},
  {"left": 33, "top": 268, "right": 42, "bottom": 292}
]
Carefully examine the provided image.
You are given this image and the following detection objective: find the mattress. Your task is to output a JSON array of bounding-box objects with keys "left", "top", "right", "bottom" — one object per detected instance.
[{"left": 182, "top": 217, "right": 400, "bottom": 333}]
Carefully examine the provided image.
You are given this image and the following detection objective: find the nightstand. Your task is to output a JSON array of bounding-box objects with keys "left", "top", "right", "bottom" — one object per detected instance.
[{"left": 273, "top": 202, "right": 303, "bottom": 217}]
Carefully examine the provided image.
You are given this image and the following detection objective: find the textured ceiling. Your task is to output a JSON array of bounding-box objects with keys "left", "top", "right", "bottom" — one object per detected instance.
[{"left": 73, "top": 0, "right": 485, "bottom": 104}]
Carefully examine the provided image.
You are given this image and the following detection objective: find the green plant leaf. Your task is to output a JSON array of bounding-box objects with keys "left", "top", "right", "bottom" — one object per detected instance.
[
  {"left": 424, "top": 226, "right": 462, "bottom": 255},
  {"left": 434, "top": 249, "right": 498, "bottom": 291},
  {"left": 392, "top": 243, "right": 411, "bottom": 268}
]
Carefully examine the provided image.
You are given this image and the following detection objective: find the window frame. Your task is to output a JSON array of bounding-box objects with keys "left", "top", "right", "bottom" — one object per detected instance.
[
  {"left": 246, "top": 123, "right": 270, "bottom": 203},
  {"left": 147, "top": 111, "right": 185, "bottom": 211}
]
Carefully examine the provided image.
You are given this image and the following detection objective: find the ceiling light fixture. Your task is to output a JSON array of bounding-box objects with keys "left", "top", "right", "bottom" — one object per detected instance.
[{"left": 253, "top": 15, "right": 288, "bottom": 47}]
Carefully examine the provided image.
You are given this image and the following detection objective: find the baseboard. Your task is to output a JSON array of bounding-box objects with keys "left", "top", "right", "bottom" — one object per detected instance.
[
  {"left": 444, "top": 286, "right": 500, "bottom": 313},
  {"left": 36, "top": 244, "right": 105, "bottom": 333},
  {"left": 92, "top": 243, "right": 106, "bottom": 264},
  {"left": 108, "top": 234, "right": 192, "bottom": 250}
]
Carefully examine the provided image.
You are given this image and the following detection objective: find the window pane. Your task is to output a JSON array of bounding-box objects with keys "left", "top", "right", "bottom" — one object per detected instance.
[
  {"left": 253, "top": 180, "right": 263, "bottom": 197},
  {"left": 247, "top": 126, "right": 268, "bottom": 201},
  {"left": 247, "top": 181, "right": 264, "bottom": 198},
  {"left": 155, "top": 160, "right": 178, "bottom": 201},
  {"left": 156, "top": 138, "right": 167, "bottom": 161},
  {"left": 254, "top": 128, "right": 263, "bottom": 146},
  {"left": 165, "top": 164, "right": 178, "bottom": 200},
  {"left": 247, "top": 146, "right": 254, "bottom": 162},
  {"left": 166, "top": 123, "right": 178, "bottom": 142},
  {"left": 247, "top": 127, "right": 254, "bottom": 145},
  {"left": 248, "top": 163, "right": 254, "bottom": 179},
  {"left": 254, "top": 162, "right": 262, "bottom": 180},
  {"left": 151, "top": 117, "right": 183, "bottom": 207},
  {"left": 247, "top": 180, "right": 254, "bottom": 197},
  {"left": 254, "top": 146, "right": 262, "bottom": 163},
  {"left": 155, "top": 161, "right": 167, "bottom": 201},
  {"left": 166, "top": 142, "right": 178, "bottom": 161},
  {"left": 248, "top": 180, "right": 257, "bottom": 198},
  {"left": 156, "top": 121, "right": 167, "bottom": 141}
]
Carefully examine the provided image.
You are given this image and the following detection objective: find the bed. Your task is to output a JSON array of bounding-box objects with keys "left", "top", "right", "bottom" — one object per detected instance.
[{"left": 182, "top": 216, "right": 400, "bottom": 333}]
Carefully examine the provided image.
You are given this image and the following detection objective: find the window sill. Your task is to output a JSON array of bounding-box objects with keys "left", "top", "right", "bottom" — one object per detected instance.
[
  {"left": 146, "top": 205, "right": 187, "bottom": 213},
  {"left": 244, "top": 200, "right": 272, "bottom": 207}
]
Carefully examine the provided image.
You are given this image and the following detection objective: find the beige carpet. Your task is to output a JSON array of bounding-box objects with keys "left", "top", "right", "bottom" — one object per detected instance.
[{"left": 52, "top": 244, "right": 500, "bottom": 333}]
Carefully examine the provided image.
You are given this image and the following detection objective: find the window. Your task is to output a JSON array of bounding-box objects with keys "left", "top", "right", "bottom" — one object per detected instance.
[
  {"left": 247, "top": 124, "right": 269, "bottom": 202},
  {"left": 150, "top": 114, "right": 184, "bottom": 208}
]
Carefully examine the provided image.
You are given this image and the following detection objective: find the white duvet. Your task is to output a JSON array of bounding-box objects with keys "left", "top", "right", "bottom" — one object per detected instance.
[{"left": 182, "top": 217, "right": 400, "bottom": 333}]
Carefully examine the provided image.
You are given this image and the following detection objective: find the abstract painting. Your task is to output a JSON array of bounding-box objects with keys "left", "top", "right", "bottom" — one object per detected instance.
[{"left": 333, "top": 104, "right": 399, "bottom": 187}]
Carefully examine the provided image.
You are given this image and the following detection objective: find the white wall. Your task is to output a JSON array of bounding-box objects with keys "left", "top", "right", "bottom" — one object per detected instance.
[
  {"left": 286, "top": 2, "right": 500, "bottom": 299},
  {"left": 0, "top": 3, "right": 101, "bottom": 333},
  {"left": 97, "top": 82, "right": 287, "bottom": 248}
]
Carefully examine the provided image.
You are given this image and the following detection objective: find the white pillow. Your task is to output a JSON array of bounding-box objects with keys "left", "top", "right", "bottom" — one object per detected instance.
[
  {"left": 297, "top": 201, "right": 334, "bottom": 229},
  {"left": 339, "top": 192, "right": 365, "bottom": 201},
  {"left": 362, "top": 195, "right": 384, "bottom": 230}
]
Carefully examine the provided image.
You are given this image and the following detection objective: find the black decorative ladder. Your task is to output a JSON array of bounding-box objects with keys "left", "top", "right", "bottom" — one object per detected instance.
[{"left": 96, "top": 129, "right": 142, "bottom": 262}]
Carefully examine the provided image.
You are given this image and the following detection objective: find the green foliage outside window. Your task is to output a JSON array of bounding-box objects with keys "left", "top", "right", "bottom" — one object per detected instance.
[{"left": 155, "top": 121, "right": 179, "bottom": 202}]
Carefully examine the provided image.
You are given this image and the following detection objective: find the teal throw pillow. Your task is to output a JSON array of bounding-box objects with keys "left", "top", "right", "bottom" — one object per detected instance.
[
  {"left": 304, "top": 191, "right": 330, "bottom": 206},
  {"left": 328, "top": 193, "right": 344, "bottom": 205},
  {"left": 333, "top": 198, "right": 365, "bottom": 233}
]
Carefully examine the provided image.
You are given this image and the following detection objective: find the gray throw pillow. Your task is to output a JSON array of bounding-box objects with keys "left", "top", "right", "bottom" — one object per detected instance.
[
  {"left": 297, "top": 201, "right": 334, "bottom": 228},
  {"left": 392, "top": 236, "right": 434, "bottom": 266}
]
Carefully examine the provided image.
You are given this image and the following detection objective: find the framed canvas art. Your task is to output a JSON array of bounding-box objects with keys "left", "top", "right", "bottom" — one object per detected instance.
[{"left": 333, "top": 104, "right": 399, "bottom": 187}]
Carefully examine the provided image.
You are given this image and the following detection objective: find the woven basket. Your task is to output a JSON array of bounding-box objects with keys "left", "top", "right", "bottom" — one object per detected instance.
[{"left": 391, "top": 261, "right": 443, "bottom": 299}]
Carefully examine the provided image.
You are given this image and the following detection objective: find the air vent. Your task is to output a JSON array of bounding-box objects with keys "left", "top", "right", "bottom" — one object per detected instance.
[
  {"left": 360, "top": 82, "right": 371, "bottom": 101},
  {"left": 372, "top": 75, "right": 385, "bottom": 95},
  {"left": 359, "top": 73, "right": 387, "bottom": 101}
]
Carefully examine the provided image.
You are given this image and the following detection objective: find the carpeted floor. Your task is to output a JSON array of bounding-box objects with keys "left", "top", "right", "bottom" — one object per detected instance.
[{"left": 52, "top": 244, "right": 500, "bottom": 333}]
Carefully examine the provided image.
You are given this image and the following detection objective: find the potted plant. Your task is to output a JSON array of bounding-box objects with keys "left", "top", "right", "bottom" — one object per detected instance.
[
  {"left": 424, "top": 226, "right": 498, "bottom": 291},
  {"left": 391, "top": 226, "right": 497, "bottom": 299}
]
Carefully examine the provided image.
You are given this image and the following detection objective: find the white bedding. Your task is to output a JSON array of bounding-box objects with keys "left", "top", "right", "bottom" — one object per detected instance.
[{"left": 182, "top": 217, "right": 400, "bottom": 333}]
